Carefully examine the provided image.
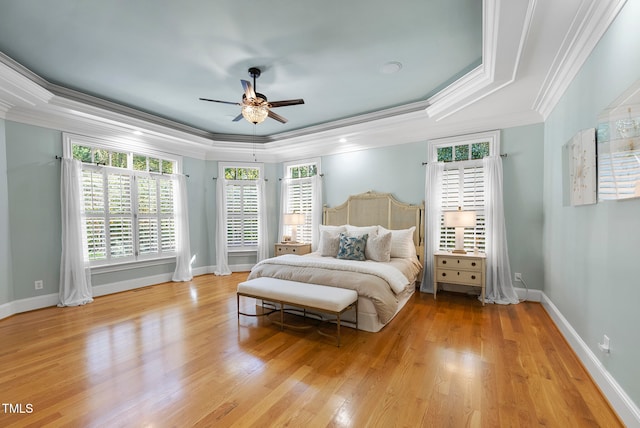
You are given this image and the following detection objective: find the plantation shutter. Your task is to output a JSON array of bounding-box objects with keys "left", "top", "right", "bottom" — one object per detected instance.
[
  {"left": 286, "top": 177, "right": 314, "bottom": 244},
  {"left": 137, "top": 175, "right": 159, "bottom": 256},
  {"left": 440, "top": 163, "right": 486, "bottom": 251},
  {"left": 82, "top": 168, "right": 107, "bottom": 262},
  {"left": 159, "top": 178, "right": 176, "bottom": 252},
  {"left": 107, "top": 171, "right": 134, "bottom": 260},
  {"left": 225, "top": 182, "right": 259, "bottom": 249}
]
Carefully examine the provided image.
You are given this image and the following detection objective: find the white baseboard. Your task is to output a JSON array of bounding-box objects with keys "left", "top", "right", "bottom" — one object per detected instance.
[
  {"left": 0, "top": 263, "right": 255, "bottom": 321},
  {"left": 0, "top": 293, "right": 59, "bottom": 320},
  {"left": 540, "top": 292, "right": 640, "bottom": 428},
  {"left": 92, "top": 273, "right": 174, "bottom": 297},
  {"left": 515, "top": 286, "right": 542, "bottom": 302}
]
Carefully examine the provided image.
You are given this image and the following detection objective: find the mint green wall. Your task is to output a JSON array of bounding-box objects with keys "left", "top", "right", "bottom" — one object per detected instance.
[
  {"left": 183, "top": 157, "right": 212, "bottom": 270},
  {"left": 543, "top": 1, "right": 640, "bottom": 406},
  {"left": 321, "top": 130, "right": 545, "bottom": 290},
  {"left": 3, "top": 121, "right": 222, "bottom": 297},
  {"left": 322, "top": 141, "right": 427, "bottom": 208},
  {"left": 6, "top": 122, "right": 63, "bottom": 299},
  {"left": 0, "top": 119, "right": 13, "bottom": 305},
  {"left": 502, "top": 124, "right": 544, "bottom": 292}
]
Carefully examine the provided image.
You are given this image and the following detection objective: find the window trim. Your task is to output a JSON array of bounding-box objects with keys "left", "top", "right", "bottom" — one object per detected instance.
[
  {"left": 63, "top": 133, "right": 182, "bottom": 173},
  {"left": 428, "top": 130, "right": 500, "bottom": 163},
  {"left": 428, "top": 130, "right": 500, "bottom": 253},
  {"left": 282, "top": 158, "right": 321, "bottom": 245},
  {"left": 63, "top": 133, "right": 183, "bottom": 267}
]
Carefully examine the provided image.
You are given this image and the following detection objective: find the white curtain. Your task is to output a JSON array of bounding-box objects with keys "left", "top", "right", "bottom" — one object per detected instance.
[
  {"left": 256, "top": 179, "right": 269, "bottom": 262},
  {"left": 420, "top": 162, "right": 443, "bottom": 293},
  {"left": 311, "top": 174, "right": 323, "bottom": 251},
  {"left": 214, "top": 177, "right": 231, "bottom": 275},
  {"left": 278, "top": 178, "right": 291, "bottom": 244},
  {"left": 59, "top": 158, "right": 93, "bottom": 307},
  {"left": 172, "top": 174, "right": 193, "bottom": 282},
  {"left": 483, "top": 156, "right": 519, "bottom": 304}
]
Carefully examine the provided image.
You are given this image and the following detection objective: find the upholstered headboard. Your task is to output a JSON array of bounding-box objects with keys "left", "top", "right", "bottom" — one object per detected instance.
[{"left": 323, "top": 191, "right": 425, "bottom": 261}]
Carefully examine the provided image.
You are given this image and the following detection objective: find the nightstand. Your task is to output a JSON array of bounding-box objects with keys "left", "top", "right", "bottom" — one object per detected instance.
[
  {"left": 433, "top": 251, "right": 486, "bottom": 305},
  {"left": 275, "top": 242, "right": 311, "bottom": 256}
]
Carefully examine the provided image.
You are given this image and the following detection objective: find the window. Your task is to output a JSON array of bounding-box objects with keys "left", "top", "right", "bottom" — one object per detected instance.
[
  {"left": 429, "top": 132, "right": 499, "bottom": 252},
  {"left": 221, "top": 164, "right": 262, "bottom": 251},
  {"left": 65, "top": 135, "right": 181, "bottom": 266},
  {"left": 283, "top": 159, "right": 320, "bottom": 244}
]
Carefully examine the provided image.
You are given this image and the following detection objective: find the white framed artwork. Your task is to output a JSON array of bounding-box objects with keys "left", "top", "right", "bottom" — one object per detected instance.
[{"left": 564, "top": 128, "right": 597, "bottom": 206}]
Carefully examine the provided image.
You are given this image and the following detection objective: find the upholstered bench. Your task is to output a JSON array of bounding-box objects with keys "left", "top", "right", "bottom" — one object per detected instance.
[{"left": 237, "top": 277, "right": 358, "bottom": 346}]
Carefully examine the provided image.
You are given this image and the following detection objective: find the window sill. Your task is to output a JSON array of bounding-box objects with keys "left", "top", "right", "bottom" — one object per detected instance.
[
  {"left": 90, "top": 256, "right": 176, "bottom": 274},
  {"left": 228, "top": 248, "right": 258, "bottom": 254}
]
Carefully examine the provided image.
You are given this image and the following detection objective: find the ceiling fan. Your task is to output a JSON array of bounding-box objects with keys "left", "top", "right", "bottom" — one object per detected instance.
[{"left": 199, "top": 67, "right": 304, "bottom": 125}]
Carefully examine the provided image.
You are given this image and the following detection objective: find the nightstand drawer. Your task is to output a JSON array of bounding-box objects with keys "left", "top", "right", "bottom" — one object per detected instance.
[
  {"left": 436, "top": 269, "right": 482, "bottom": 286},
  {"left": 275, "top": 243, "right": 311, "bottom": 255},
  {"left": 437, "top": 256, "right": 482, "bottom": 270}
]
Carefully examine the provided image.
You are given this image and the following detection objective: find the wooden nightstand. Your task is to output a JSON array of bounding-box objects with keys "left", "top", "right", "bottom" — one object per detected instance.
[
  {"left": 433, "top": 251, "right": 486, "bottom": 305},
  {"left": 275, "top": 242, "right": 311, "bottom": 256}
]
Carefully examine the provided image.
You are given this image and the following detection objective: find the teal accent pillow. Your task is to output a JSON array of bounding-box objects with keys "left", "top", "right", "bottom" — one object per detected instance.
[{"left": 336, "top": 233, "right": 368, "bottom": 261}]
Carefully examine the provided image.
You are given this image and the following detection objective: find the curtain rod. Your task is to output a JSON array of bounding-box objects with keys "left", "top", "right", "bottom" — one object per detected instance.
[
  {"left": 278, "top": 173, "right": 324, "bottom": 181},
  {"left": 421, "top": 153, "right": 508, "bottom": 165},
  {"left": 212, "top": 177, "right": 268, "bottom": 181}
]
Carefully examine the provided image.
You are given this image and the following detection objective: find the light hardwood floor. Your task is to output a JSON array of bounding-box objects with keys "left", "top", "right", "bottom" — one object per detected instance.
[{"left": 0, "top": 272, "right": 621, "bottom": 427}]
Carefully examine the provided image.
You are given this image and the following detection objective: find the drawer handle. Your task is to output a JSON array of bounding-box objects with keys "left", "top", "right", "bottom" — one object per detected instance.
[
  {"left": 457, "top": 260, "right": 460, "bottom": 263},
  {"left": 442, "top": 260, "right": 447, "bottom": 264},
  {"left": 471, "top": 275, "right": 476, "bottom": 280},
  {"left": 292, "top": 249, "right": 296, "bottom": 252},
  {"left": 441, "top": 273, "right": 446, "bottom": 277},
  {"left": 457, "top": 272, "right": 460, "bottom": 275},
  {"left": 471, "top": 262, "right": 476, "bottom": 266}
]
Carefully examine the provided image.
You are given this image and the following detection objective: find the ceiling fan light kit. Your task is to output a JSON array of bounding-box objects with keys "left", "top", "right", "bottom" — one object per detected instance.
[
  {"left": 242, "top": 104, "right": 269, "bottom": 124},
  {"left": 200, "top": 67, "right": 304, "bottom": 125}
]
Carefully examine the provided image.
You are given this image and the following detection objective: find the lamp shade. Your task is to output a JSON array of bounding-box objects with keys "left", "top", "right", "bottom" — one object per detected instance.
[
  {"left": 444, "top": 209, "right": 476, "bottom": 228},
  {"left": 283, "top": 213, "right": 305, "bottom": 225}
]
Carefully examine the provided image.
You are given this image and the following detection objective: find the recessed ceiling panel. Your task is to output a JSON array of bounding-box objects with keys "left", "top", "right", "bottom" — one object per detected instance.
[{"left": 0, "top": 0, "right": 482, "bottom": 137}]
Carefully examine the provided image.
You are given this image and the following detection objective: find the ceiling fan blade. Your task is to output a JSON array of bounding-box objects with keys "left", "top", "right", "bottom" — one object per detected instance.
[
  {"left": 268, "top": 109, "right": 288, "bottom": 124},
  {"left": 199, "top": 97, "right": 240, "bottom": 106},
  {"left": 241, "top": 80, "right": 256, "bottom": 100},
  {"left": 268, "top": 99, "right": 305, "bottom": 108},
  {"left": 232, "top": 113, "right": 244, "bottom": 122}
]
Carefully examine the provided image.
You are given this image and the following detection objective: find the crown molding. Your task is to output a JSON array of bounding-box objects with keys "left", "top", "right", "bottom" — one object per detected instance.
[
  {"left": 532, "top": 0, "right": 627, "bottom": 119},
  {"left": 425, "top": 0, "right": 534, "bottom": 120}
]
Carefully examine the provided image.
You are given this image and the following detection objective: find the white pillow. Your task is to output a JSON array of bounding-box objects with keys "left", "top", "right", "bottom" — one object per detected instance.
[
  {"left": 345, "top": 225, "right": 378, "bottom": 238},
  {"left": 317, "top": 225, "right": 346, "bottom": 255},
  {"left": 378, "top": 226, "right": 416, "bottom": 259},
  {"left": 365, "top": 231, "right": 392, "bottom": 262},
  {"left": 319, "top": 230, "right": 342, "bottom": 257}
]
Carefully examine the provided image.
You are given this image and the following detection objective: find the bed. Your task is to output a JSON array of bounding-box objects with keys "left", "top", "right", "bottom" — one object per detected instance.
[{"left": 247, "top": 191, "right": 425, "bottom": 332}]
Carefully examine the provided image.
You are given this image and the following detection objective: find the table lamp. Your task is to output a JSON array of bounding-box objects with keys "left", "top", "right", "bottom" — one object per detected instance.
[
  {"left": 443, "top": 207, "right": 476, "bottom": 254},
  {"left": 283, "top": 213, "right": 306, "bottom": 243}
]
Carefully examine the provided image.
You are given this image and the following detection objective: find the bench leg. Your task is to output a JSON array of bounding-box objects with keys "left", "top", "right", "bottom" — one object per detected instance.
[{"left": 280, "top": 303, "right": 284, "bottom": 331}]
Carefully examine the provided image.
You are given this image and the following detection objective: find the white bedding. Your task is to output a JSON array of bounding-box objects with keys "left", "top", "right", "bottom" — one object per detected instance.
[
  {"left": 253, "top": 254, "right": 411, "bottom": 294},
  {"left": 247, "top": 253, "right": 422, "bottom": 331}
]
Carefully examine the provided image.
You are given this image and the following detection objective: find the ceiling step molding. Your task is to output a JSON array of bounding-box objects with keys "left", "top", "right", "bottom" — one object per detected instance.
[
  {"left": 532, "top": 0, "right": 627, "bottom": 119},
  {"left": 426, "top": 0, "right": 534, "bottom": 120}
]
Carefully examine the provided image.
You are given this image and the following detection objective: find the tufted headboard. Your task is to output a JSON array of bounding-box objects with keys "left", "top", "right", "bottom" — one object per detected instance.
[{"left": 322, "top": 191, "right": 425, "bottom": 261}]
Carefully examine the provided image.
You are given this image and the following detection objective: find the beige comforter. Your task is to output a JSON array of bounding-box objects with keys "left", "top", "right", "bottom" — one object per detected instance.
[{"left": 247, "top": 254, "right": 422, "bottom": 324}]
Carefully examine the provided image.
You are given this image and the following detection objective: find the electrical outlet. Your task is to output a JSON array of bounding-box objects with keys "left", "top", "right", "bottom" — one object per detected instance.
[
  {"left": 34, "top": 280, "right": 43, "bottom": 290},
  {"left": 514, "top": 272, "right": 522, "bottom": 282}
]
